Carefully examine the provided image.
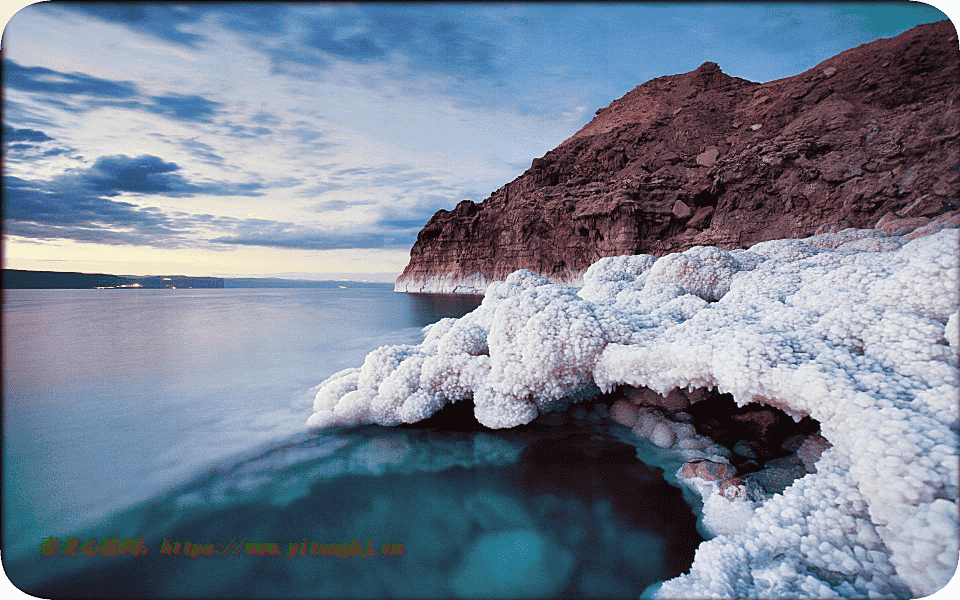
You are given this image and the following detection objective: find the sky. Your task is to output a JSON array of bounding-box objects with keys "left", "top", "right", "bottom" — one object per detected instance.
[{"left": 1, "top": 2, "right": 955, "bottom": 281}]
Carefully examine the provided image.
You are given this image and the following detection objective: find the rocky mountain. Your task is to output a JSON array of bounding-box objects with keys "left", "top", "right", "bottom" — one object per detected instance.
[{"left": 396, "top": 20, "right": 960, "bottom": 293}]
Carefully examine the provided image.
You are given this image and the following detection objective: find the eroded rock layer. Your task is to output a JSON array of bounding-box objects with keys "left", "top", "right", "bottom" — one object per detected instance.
[{"left": 397, "top": 20, "right": 959, "bottom": 293}]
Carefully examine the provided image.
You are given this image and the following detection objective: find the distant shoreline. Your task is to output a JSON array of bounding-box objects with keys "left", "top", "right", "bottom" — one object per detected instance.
[{"left": 1, "top": 269, "right": 394, "bottom": 290}]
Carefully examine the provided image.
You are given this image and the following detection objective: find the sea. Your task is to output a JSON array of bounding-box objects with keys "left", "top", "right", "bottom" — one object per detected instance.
[{"left": 2, "top": 286, "right": 702, "bottom": 598}]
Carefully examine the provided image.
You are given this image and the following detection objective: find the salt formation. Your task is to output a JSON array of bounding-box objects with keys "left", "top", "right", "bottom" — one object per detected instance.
[{"left": 309, "top": 223, "right": 959, "bottom": 598}]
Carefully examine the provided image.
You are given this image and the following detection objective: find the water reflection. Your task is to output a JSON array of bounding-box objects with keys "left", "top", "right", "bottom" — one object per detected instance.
[{"left": 402, "top": 293, "right": 484, "bottom": 327}]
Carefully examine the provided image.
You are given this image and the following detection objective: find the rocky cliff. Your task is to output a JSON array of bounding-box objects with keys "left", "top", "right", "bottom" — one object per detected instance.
[{"left": 396, "top": 20, "right": 959, "bottom": 293}]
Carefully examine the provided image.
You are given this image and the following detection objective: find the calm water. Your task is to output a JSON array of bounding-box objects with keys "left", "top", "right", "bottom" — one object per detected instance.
[{"left": 2, "top": 287, "right": 701, "bottom": 598}]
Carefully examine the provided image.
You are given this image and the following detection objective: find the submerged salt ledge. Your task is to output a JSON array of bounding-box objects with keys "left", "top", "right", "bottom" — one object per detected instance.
[
  {"left": 394, "top": 272, "right": 493, "bottom": 294},
  {"left": 310, "top": 225, "right": 960, "bottom": 598},
  {"left": 394, "top": 270, "right": 585, "bottom": 294}
]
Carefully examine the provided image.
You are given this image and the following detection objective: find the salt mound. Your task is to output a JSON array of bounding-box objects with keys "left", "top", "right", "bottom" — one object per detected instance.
[{"left": 308, "top": 226, "right": 959, "bottom": 598}]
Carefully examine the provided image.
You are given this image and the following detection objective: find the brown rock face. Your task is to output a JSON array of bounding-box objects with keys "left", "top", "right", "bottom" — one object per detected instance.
[
  {"left": 622, "top": 385, "right": 689, "bottom": 411},
  {"left": 397, "top": 21, "right": 960, "bottom": 293}
]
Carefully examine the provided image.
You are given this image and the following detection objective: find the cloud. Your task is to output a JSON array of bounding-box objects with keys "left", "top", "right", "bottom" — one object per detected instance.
[
  {"left": 206, "top": 166, "right": 467, "bottom": 250},
  {"left": 4, "top": 144, "right": 78, "bottom": 163},
  {"left": 302, "top": 16, "right": 388, "bottom": 62},
  {"left": 222, "top": 123, "right": 274, "bottom": 138},
  {"left": 311, "top": 198, "right": 366, "bottom": 211},
  {"left": 308, "top": 164, "right": 454, "bottom": 197},
  {"left": 41, "top": 148, "right": 73, "bottom": 158},
  {"left": 1, "top": 99, "right": 61, "bottom": 129},
  {"left": 145, "top": 93, "right": 223, "bottom": 122},
  {"left": 84, "top": 155, "right": 195, "bottom": 196},
  {"left": 3, "top": 125, "right": 54, "bottom": 143},
  {"left": 2, "top": 154, "right": 273, "bottom": 246},
  {"left": 285, "top": 125, "right": 339, "bottom": 155},
  {"left": 53, "top": 3, "right": 208, "bottom": 46},
  {"left": 2, "top": 174, "right": 201, "bottom": 247},
  {"left": 250, "top": 110, "right": 283, "bottom": 126},
  {"left": 214, "top": 3, "right": 289, "bottom": 36},
  {"left": 301, "top": 181, "right": 351, "bottom": 197},
  {"left": 178, "top": 137, "right": 225, "bottom": 165},
  {"left": 56, "top": 3, "right": 503, "bottom": 82},
  {"left": 3, "top": 125, "right": 77, "bottom": 163},
  {"left": 375, "top": 191, "right": 473, "bottom": 236},
  {"left": 2, "top": 59, "right": 138, "bottom": 98},
  {"left": 56, "top": 2, "right": 292, "bottom": 45},
  {"left": 73, "top": 155, "right": 268, "bottom": 198},
  {"left": 299, "top": 164, "right": 436, "bottom": 200},
  {"left": 2, "top": 155, "right": 352, "bottom": 250},
  {"left": 297, "top": 162, "right": 475, "bottom": 246},
  {"left": 3, "top": 59, "right": 229, "bottom": 125},
  {"left": 295, "top": 5, "right": 502, "bottom": 79},
  {"left": 210, "top": 219, "right": 385, "bottom": 250}
]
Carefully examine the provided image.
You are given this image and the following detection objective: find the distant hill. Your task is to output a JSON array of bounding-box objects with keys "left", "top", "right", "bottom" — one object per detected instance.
[
  {"left": 125, "top": 275, "right": 224, "bottom": 289},
  {"left": 222, "top": 277, "right": 392, "bottom": 288},
  {"left": 1, "top": 269, "right": 398, "bottom": 290},
  {"left": 2, "top": 269, "right": 224, "bottom": 289},
  {"left": 2, "top": 269, "right": 133, "bottom": 289}
]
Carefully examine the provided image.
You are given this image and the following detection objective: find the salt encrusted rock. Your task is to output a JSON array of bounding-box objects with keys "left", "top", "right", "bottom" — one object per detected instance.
[
  {"left": 897, "top": 194, "right": 946, "bottom": 218},
  {"left": 683, "top": 387, "right": 711, "bottom": 404},
  {"left": 729, "top": 409, "right": 779, "bottom": 440},
  {"left": 609, "top": 399, "right": 639, "bottom": 428},
  {"left": 649, "top": 422, "right": 676, "bottom": 448},
  {"left": 732, "top": 440, "right": 759, "bottom": 459},
  {"left": 946, "top": 309, "right": 960, "bottom": 351},
  {"left": 310, "top": 224, "right": 960, "bottom": 598},
  {"left": 749, "top": 456, "right": 808, "bottom": 494},
  {"left": 577, "top": 254, "right": 656, "bottom": 303},
  {"left": 682, "top": 459, "right": 735, "bottom": 481},
  {"left": 622, "top": 385, "right": 688, "bottom": 411},
  {"left": 797, "top": 434, "right": 831, "bottom": 473},
  {"left": 781, "top": 433, "right": 807, "bottom": 453},
  {"left": 643, "top": 245, "right": 740, "bottom": 302},
  {"left": 718, "top": 477, "right": 764, "bottom": 502},
  {"left": 875, "top": 212, "right": 932, "bottom": 236},
  {"left": 903, "top": 210, "right": 960, "bottom": 241}
]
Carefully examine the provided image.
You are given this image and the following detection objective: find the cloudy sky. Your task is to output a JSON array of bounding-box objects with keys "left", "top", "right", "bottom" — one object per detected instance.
[{"left": 1, "top": 2, "right": 953, "bottom": 281}]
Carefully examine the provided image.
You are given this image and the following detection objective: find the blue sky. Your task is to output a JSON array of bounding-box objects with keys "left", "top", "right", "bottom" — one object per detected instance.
[{"left": 1, "top": 2, "right": 953, "bottom": 280}]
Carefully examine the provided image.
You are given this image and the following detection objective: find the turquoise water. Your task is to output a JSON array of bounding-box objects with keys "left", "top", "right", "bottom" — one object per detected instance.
[{"left": 2, "top": 288, "right": 701, "bottom": 598}]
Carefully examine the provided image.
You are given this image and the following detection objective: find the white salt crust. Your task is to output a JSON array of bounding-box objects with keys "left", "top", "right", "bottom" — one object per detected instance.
[
  {"left": 394, "top": 270, "right": 585, "bottom": 294},
  {"left": 394, "top": 272, "right": 494, "bottom": 294},
  {"left": 311, "top": 226, "right": 960, "bottom": 598}
]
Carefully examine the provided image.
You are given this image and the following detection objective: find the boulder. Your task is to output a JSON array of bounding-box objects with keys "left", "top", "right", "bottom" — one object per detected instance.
[
  {"left": 623, "top": 386, "right": 689, "bottom": 411},
  {"left": 797, "top": 434, "right": 831, "bottom": 473},
  {"left": 747, "top": 456, "right": 809, "bottom": 494},
  {"left": 609, "top": 400, "right": 639, "bottom": 428},
  {"left": 696, "top": 146, "right": 720, "bottom": 167},
  {"left": 672, "top": 199, "right": 693, "bottom": 219},
  {"left": 718, "top": 477, "right": 764, "bottom": 501},
  {"left": 681, "top": 458, "right": 735, "bottom": 481}
]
